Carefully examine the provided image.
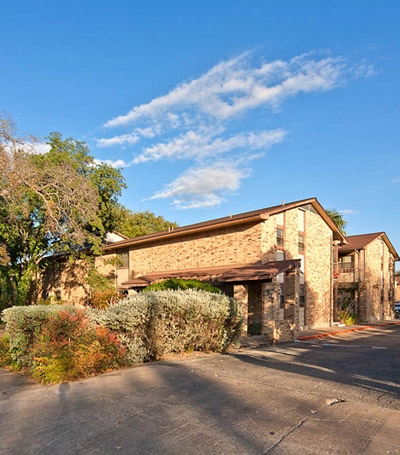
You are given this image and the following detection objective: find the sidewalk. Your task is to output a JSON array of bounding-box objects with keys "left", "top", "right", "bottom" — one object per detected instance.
[
  {"left": 239, "top": 320, "right": 400, "bottom": 348},
  {"left": 297, "top": 320, "right": 400, "bottom": 341}
]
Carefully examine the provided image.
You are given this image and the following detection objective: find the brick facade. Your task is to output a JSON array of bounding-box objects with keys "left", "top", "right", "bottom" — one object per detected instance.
[
  {"left": 40, "top": 197, "right": 351, "bottom": 341},
  {"left": 337, "top": 233, "right": 399, "bottom": 322}
]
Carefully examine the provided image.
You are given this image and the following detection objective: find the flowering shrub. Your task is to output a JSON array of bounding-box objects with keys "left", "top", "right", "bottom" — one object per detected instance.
[
  {"left": 1, "top": 289, "right": 242, "bottom": 383},
  {"left": 30, "top": 310, "right": 126, "bottom": 384}
]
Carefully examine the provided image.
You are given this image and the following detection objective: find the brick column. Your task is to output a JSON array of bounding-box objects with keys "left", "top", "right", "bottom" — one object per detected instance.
[
  {"left": 234, "top": 284, "right": 248, "bottom": 337},
  {"left": 262, "top": 282, "right": 278, "bottom": 340},
  {"left": 284, "top": 269, "right": 299, "bottom": 325}
]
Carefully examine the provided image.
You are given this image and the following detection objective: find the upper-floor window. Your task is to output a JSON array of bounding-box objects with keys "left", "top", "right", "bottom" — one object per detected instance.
[
  {"left": 298, "top": 233, "right": 305, "bottom": 253},
  {"left": 276, "top": 227, "right": 284, "bottom": 247},
  {"left": 117, "top": 248, "right": 129, "bottom": 269}
]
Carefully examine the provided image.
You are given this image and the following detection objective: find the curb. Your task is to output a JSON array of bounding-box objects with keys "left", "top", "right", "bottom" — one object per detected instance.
[{"left": 297, "top": 321, "right": 400, "bottom": 341}]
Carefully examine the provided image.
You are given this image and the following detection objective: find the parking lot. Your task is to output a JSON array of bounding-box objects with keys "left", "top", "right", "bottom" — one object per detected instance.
[{"left": 1, "top": 324, "right": 400, "bottom": 455}]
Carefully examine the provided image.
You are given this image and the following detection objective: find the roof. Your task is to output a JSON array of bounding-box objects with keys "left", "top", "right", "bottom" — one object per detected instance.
[
  {"left": 119, "top": 259, "right": 301, "bottom": 289},
  {"left": 103, "top": 197, "right": 346, "bottom": 252},
  {"left": 339, "top": 232, "right": 400, "bottom": 260}
]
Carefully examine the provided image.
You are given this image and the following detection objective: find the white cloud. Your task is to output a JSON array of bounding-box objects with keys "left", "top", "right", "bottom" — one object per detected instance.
[
  {"left": 97, "top": 133, "right": 139, "bottom": 148},
  {"left": 32, "top": 142, "right": 51, "bottom": 154},
  {"left": 133, "top": 128, "right": 286, "bottom": 163},
  {"left": 93, "top": 158, "right": 130, "bottom": 169},
  {"left": 103, "top": 52, "right": 367, "bottom": 128},
  {"left": 148, "top": 163, "right": 251, "bottom": 209},
  {"left": 98, "top": 51, "right": 372, "bottom": 209}
]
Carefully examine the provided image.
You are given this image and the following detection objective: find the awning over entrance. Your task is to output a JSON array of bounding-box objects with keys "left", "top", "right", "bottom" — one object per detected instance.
[{"left": 120, "top": 259, "right": 300, "bottom": 289}]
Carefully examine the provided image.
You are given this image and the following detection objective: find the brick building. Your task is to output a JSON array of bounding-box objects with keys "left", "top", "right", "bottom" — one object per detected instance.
[
  {"left": 336, "top": 233, "right": 399, "bottom": 321},
  {"left": 41, "top": 197, "right": 398, "bottom": 341},
  {"left": 88, "top": 197, "right": 344, "bottom": 341}
]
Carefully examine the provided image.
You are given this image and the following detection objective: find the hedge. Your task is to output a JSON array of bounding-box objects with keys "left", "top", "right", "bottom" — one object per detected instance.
[{"left": 1, "top": 289, "right": 242, "bottom": 381}]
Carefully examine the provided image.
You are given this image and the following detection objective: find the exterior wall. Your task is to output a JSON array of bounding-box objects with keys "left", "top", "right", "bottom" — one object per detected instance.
[
  {"left": 40, "top": 203, "right": 336, "bottom": 338},
  {"left": 261, "top": 208, "right": 333, "bottom": 328},
  {"left": 108, "top": 222, "right": 264, "bottom": 285},
  {"left": 361, "top": 240, "right": 395, "bottom": 321},
  {"left": 39, "top": 258, "right": 89, "bottom": 305},
  {"left": 338, "top": 238, "right": 397, "bottom": 321}
]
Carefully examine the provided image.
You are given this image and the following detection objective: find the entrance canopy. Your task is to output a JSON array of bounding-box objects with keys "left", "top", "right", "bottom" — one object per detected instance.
[{"left": 120, "top": 260, "right": 300, "bottom": 289}]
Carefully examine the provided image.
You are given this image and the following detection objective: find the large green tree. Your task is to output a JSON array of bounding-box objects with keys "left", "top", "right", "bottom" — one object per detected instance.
[
  {"left": 326, "top": 209, "right": 347, "bottom": 235},
  {"left": 114, "top": 207, "right": 178, "bottom": 238},
  {"left": 0, "top": 121, "right": 126, "bottom": 307}
]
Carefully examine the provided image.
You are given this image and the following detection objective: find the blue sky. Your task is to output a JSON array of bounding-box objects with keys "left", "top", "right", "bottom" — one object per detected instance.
[{"left": 2, "top": 1, "right": 400, "bottom": 263}]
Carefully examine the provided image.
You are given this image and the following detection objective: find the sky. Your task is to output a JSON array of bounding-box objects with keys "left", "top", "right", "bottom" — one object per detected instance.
[{"left": 2, "top": 1, "right": 400, "bottom": 265}]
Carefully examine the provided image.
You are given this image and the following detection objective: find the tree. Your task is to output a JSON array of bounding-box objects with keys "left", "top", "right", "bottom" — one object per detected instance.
[
  {"left": 326, "top": 209, "right": 347, "bottom": 235},
  {"left": 114, "top": 207, "right": 178, "bottom": 238},
  {"left": 0, "top": 121, "right": 126, "bottom": 307}
]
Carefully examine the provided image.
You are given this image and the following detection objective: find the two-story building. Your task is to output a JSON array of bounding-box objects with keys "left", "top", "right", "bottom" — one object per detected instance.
[
  {"left": 87, "top": 197, "right": 344, "bottom": 341},
  {"left": 336, "top": 233, "right": 399, "bottom": 322},
  {"left": 41, "top": 197, "right": 399, "bottom": 342}
]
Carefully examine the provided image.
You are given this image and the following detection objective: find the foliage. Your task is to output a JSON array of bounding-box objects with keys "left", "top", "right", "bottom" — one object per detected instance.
[
  {"left": 0, "top": 119, "right": 126, "bottom": 309},
  {"left": 326, "top": 209, "right": 347, "bottom": 235},
  {"left": 0, "top": 334, "right": 11, "bottom": 367},
  {"left": 84, "top": 256, "right": 120, "bottom": 308},
  {"left": 145, "top": 290, "right": 240, "bottom": 359},
  {"left": 114, "top": 207, "right": 178, "bottom": 238},
  {"left": 338, "top": 310, "right": 358, "bottom": 325},
  {"left": 88, "top": 293, "right": 152, "bottom": 364},
  {"left": 29, "top": 310, "right": 126, "bottom": 384},
  {"left": 2, "top": 304, "right": 79, "bottom": 368},
  {"left": 144, "top": 278, "right": 222, "bottom": 294},
  {"left": 2, "top": 290, "right": 242, "bottom": 382},
  {"left": 337, "top": 290, "right": 358, "bottom": 325}
]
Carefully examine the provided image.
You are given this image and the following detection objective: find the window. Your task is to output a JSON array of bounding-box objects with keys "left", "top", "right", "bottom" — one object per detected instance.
[
  {"left": 298, "top": 233, "right": 305, "bottom": 253},
  {"left": 117, "top": 248, "right": 129, "bottom": 268},
  {"left": 276, "top": 227, "right": 284, "bottom": 247}
]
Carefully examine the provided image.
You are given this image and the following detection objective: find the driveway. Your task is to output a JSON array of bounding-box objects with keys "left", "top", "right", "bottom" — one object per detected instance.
[{"left": 1, "top": 324, "right": 400, "bottom": 455}]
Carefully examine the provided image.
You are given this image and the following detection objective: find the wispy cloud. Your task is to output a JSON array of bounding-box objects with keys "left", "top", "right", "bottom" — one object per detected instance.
[
  {"left": 148, "top": 162, "right": 251, "bottom": 209},
  {"left": 99, "top": 51, "right": 372, "bottom": 209},
  {"left": 93, "top": 158, "right": 131, "bottom": 169},
  {"left": 133, "top": 128, "right": 286, "bottom": 164}
]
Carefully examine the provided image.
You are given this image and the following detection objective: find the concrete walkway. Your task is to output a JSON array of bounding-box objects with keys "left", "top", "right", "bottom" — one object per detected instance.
[{"left": 239, "top": 319, "right": 400, "bottom": 348}]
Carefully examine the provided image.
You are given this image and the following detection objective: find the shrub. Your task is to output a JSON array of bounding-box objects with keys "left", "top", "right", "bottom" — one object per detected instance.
[
  {"left": 88, "top": 293, "right": 152, "bottom": 364},
  {"left": 2, "top": 304, "right": 79, "bottom": 369},
  {"left": 30, "top": 310, "right": 126, "bottom": 384},
  {"left": 144, "top": 278, "right": 222, "bottom": 294},
  {"left": 1, "top": 290, "right": 242, "bottom": 383},
  {"left": 338, "top": 310, "right": 358, "bottom": 325},
  {"left": 0, "top": 334, "right": 11, "bottom": 367},
  {"left": 145, "top": 289, "right": 238, "bottom": 359}
]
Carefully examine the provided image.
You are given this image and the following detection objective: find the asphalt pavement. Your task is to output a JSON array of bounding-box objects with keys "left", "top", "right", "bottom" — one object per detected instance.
[{"left": 1, "top": 322, "right": 400, "bottom": 455}]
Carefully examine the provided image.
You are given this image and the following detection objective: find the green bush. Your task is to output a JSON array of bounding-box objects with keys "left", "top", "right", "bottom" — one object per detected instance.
[
  {"left": 144, "top": 278, "right": 222, "bottom": 294},
  {"left": 30, "top": 310, "right": 126, "bottom": 384},
  {"left": 0, "top": 334, "right": 11, "bottom": 367},
  {"left": 146, "top": 289, "right": 239, "bottom": 359},
  {"left": 2, "top": 304, "right": 80, "bottom": 368},
  {"left": 88, "top": 293, "right": 152, "bottom": 364},
  {"left": 338, "top": 310, "right": 358, "bottom": 325},
  {"left": 1, "top": 290, "right": 242, "bottom": 383}
]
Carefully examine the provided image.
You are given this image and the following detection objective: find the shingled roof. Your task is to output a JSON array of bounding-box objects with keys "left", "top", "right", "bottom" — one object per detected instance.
[
  {"left": 119, "top": 260, "right": 301, "bottom": 289},
  {"left": 339, "top": 232, "right": 399, "bottom": 259},
  {"left": 103, "top": 197, "right": 346, "bottom": 252}
]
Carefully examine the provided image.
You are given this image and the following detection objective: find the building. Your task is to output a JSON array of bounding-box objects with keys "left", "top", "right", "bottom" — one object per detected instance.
[
  {"left": 41, "top": 197, "right": 399, "bottom": 341},
  {"left": 91, "top": 197, "right": 345, "bottom": 341},
  {"left": 336, "top": 233, "right": 399, "bottom": 321}
]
